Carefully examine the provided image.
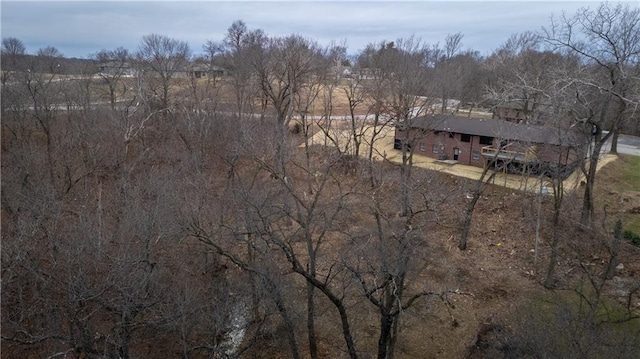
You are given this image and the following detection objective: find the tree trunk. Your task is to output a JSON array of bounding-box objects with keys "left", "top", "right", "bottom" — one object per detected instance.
[
  {"left": 305, "top": 226, "right": 318, "bottom": 359},
  {"left": 400, "top": 162, "right": 410, "bottom": 217},
  {"left": 351, "top": 107, "right": 360, "bottom": 158},
  {"left": 610, "top": 130, "right": 619, "bottom": 154},
  {"left": 247, "top": 235, "right": 261, "bottom": 321},
  {"left": 605, "top": 220, "right": 622, "bottom": 280},
  {"left": 307, "top": 282, "right": 318, "bottom": 359},
  {"left": 162, "top": 80, "right": 170, "bottom": 111},
  {"left": 377, "top": 313, "right": 393, "bottom": 359},
  {"left": 545, "top": 158, "right": 566, "bottom": 287},
  {"left": 293, "top": 264, "right": 359, "bottom": 359},
  {"left": 581, "top": 136, "right": 607, "bottom": 227},
  {"left": 458, "top": 202, "right": 476, "bottom": 250},
  {"left": 368, "top": 112, "right": 381, "bottom": 188},
  {"left": 441, "top": 90, "right": 448, "bottom": 113},
  {"left": 400, "top": 130, "right": 413, "bottom": 217},
  {"left": 119, "top": 314, "right": 132, "bottom": 359},
  {"left": 459, "top": 162, "right": 498, "bottom": 250},
  {"left": 332, "top": 295, "right": 359, "bottom": 359},
  {"left": 545, "top": 204, "right": 561, "bottom": 288},
  {"left": 389, "top": 312, "right": 400, "bottom": 359},
  {"left": 109, "top": 85, "right": 116, "bottom": 111},
  {"left": 273, "top": 291, "right": 301, "bottom": 359},
  {"left": 44, "top": 124, "right": 56, "bottom": 191}
]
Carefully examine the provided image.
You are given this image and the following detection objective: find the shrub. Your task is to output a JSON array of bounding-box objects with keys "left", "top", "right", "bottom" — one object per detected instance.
[
  {"left": 290, "top": 122, "right": 302, "bottom": 134},
  {"left": 622, "top": 229, "right": 640, "bottom": 246}
]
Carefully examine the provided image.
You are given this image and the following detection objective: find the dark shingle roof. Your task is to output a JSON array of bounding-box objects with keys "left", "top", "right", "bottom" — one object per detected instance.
[{"left": 407, "top": 115, "right": 583, "bottom": 147}]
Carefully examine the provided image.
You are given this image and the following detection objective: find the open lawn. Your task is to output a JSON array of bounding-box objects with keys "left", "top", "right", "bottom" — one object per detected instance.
[{"left": 598, "top": 155, "right": 640, "bottom": 235}]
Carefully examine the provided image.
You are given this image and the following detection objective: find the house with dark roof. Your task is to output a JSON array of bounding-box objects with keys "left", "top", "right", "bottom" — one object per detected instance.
[
  {"left": 492, "top": 99, "right": 573, "bottom": 127},
  {"left": 185, "top": 64, "right": 227, "bottom": 78},
  {"left": 170, "top": 64, "right": 228, "bottom": 79},
  {"left": 394, "top": 115, "right": 587, "bottom": 177},
  {"left": 98, "top": 61, "right": 136, "bottom": 77},
  {"left": 493, "top": 102, "right": 534, "bottom": 123}
]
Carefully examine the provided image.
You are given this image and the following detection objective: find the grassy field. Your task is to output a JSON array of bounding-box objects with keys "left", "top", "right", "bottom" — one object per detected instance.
[
  {"left": 597, "top": 154, "right": 640, "bottom": 236},
  {"left": 618, "top": 154, "right": 640, "bottom": 190},
  {"left": 619, "top": 155, "right": 640, "bottom": 234}
]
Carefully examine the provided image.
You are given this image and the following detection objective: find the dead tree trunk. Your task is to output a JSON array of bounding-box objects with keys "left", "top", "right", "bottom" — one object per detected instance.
[
  {"left": 545, "top": 172, "right": 564, "bottom": 288},
  {"left": 580, "top": 130, "right": 612, "bottom": 227},
  {"left": 459, "top": 159, "right": 500, "bottom": 250}
]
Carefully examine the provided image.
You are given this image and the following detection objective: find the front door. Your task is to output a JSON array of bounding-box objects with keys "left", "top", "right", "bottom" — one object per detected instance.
[{"left": 453, "top": 147, "right": 459, "bottom": 161}]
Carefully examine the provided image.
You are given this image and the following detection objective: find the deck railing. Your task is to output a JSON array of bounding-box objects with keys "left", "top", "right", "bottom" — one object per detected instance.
[{"left": 481, "top": 145, "right": 537, "bottom": 162}]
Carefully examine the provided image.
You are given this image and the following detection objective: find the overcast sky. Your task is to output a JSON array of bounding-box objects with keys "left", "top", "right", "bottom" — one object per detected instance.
[{"left": 1, "top": 1, "right": 632, "bottom": 59}]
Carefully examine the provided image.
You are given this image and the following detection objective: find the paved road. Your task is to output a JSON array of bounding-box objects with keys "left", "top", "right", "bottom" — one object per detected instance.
[{"left": 602, "top": 132, "right": 640, "bottom": 157}]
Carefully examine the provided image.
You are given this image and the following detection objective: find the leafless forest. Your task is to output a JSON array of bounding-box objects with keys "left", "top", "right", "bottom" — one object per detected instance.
[{"left": 2, "top": 3, "right": 639, "bottom": 358}]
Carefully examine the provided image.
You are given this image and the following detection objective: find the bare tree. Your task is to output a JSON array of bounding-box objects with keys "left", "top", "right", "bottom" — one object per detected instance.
[
  {"left": 254, "top": 34, "right": 323, "bottom": 126},
  {"left": 436, "top": 32, "right": 464, "bottom": 113},
  {"left": 356, "top": 42, "right": 395, "bottom": 187},
  {"left": 188, "top": 225, "right": 304, "bottom": 358},
  {"left": 505, "top": 264, "right": 640, "bottom": 359},
  {"left": 1, "top": 36, "right": 25, "bottom": 57},
  {"left": 137, "top": 34, "right": 191, "bottom": 111},
  {"left": 1, "top": 69, "right": 179, "bottom": 358},
  {"left": 483, "top": 32, "right": 573, "bottom": 125},
  {"left": 95, "top": 47, "right": 132, "bottom": 111},
  {"left": 341, "top": 62, "right": 368, "bottom": 158},
  {"left": 452, "top": 50, "right": 486, "bottom": 116},
  {"left": 346, "top": 206, "right": 431, "bottom": 359},
  {"left": 1, "top": 37, "right": 28, "bottom": 116},
  {"left": 357, "top": 38, "right": 436, "bottom": 198},
  {"left": 458, "top": 149, "right": 505, "bottom": 250},
  {"left": 367, "top": 37, "right": 436, "bottom": 215},
  {"left": 219, "top": 20, "right": 266, "bottom": 120},
  {"left": 543, "top": 160, "right": 566, "bottom": 288},
  {"left": 543, "top": 2, "right": 640, "bottom": 227},
  {"left": 20, "top": 46, "right": 65, "bottom": 191},
  {"left": 1, "top": 37, "right": 26, "bottom": 86}
]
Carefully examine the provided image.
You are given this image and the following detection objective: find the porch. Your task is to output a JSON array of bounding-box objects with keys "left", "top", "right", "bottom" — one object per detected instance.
[{"left": 480, "top": 144, "right": 536, "bottom": 164}]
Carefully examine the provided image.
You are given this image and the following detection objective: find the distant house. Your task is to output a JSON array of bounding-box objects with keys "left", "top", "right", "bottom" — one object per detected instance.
[
  {"left": 186, "top": 63, "right": 208, "bottom": 78},
  {"left": 98, "top": 61, "right": 136, "bottom": 77},
  {"left": 177, "top": 64, "right": 227, "bottom": 79},
  {"left": 394, "top": 115, "right": 587, "bottom": 177},
  {"left": 353, "top": 68, "right": 379, "bottom": 80},
  {"left": 493, "top": 100, "right": 572, "bottom": 127},
  {"left": 493, "top": 102, "right": 534, "bottom": 123}
]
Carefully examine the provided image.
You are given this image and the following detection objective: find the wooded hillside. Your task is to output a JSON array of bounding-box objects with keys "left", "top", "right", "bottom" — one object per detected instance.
[{"left": 2, "top": 3, "right": 639, "bottom": 358}]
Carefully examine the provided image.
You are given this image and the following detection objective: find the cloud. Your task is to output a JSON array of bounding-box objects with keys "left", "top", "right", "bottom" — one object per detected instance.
[{"left": 0, "top": 1, "right": 620, "bottom": 58}]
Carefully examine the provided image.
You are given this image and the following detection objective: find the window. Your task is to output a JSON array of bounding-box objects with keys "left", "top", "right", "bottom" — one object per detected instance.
[
  {"left": 394, "top": 139, "right": 411, "bottom": 151},
  {"left": 432, "top": 144, "right": 439, "bottom": 154},
  {"left": 479, "top": 136, "right": 493, "bottom": 145},
  {"left": 461, "top": 134, "right": 471, "bottom": 143},
  {"left": 449, "top": 132, "right": 455, "bottom": 138},
  {"left": 419, "top": 143, "right": 426, "bottom": 152},
  {"left": 472, "top": 150, "right": 480, "bottom": 160}
]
